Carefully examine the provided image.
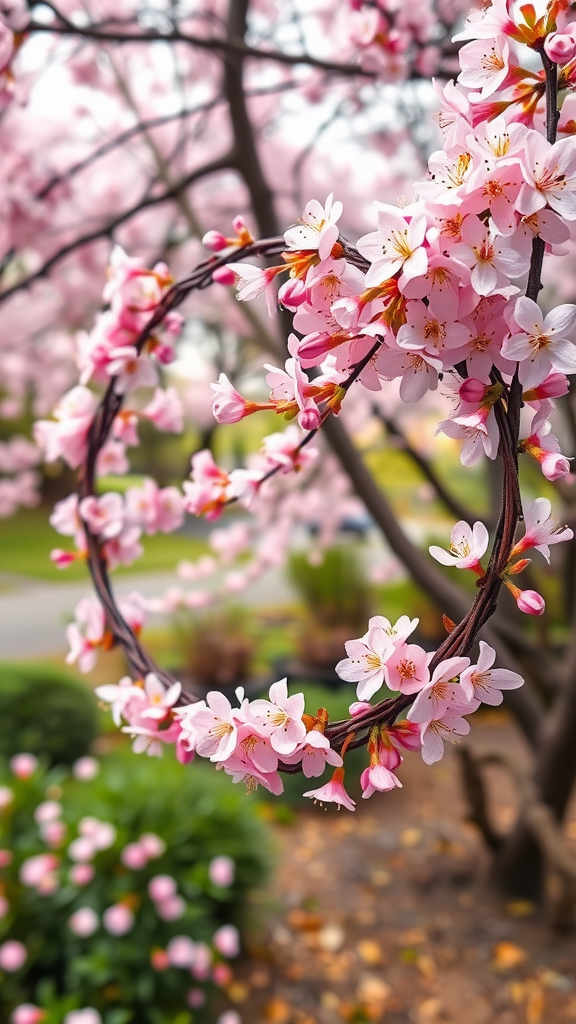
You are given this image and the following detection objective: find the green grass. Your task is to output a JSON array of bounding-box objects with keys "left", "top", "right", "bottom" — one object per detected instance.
[{"left": 0, "top": 507, "right": 209, "bottom": 582}]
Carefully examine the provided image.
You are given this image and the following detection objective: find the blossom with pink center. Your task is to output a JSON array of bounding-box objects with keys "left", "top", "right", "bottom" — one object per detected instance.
[
  {"left": 137, "top": 673, "right": 181, "bottom": 722},
  {"left": 429, "top": 520, "right": 489, "bottom": 571},
  {"left": 11, "top": 1005, "right": 46, "bottom": 1024},
  {"left": 0, "top": 940, "right": 27, "bottom": 971},
  {"left": 10, "top": 752, "right": 38, "bottom": 779},
  {"left": 246, "top": 679, "right": 306, "bottom": 756},
  {"left": 451, "top": 216, "right": 530, "bottom": 295},
  {"left": 360, "top": 762, "right": 402, "bottom": 800},
  {"left": 96, "top": 439, "right": 129, "bottom": 477},
  {"left": 415, "top": 147, "right": 473, "bottom": 205},
  {"left": 304, "top": 766, "right": 356, "bottom": 812},
  {"left": 408, "top": 657, "right": 476, "bottom": 726},
  {"left": 501, "top": 296, "right": 576, "bottom": 388},
  {"left": 458, "top": 36, "right": 513, "bottom": 98},
  {"left": 385, "top": 643, "right": 430, "bottom": 695},
  {"left": 371, "top": 337, "right": 442, "bottom": 402},
  {"left": 335, "top": 619, "right": 396, "bottom": 701},
  {"left": 419, "top": 709, "right": 472, "bottom": 765},
  {"left": 396, "top": 300, "right": 471, "bottom": 363},
  {"left": 462, "top": 161, "right": 524, "bottom": 236},
  {"left": 209, "top": 855, "right": 236, "bottom": 887},
  {"left": 125, "top": 478, "right": 184, "bottom": 535},
  {"left": 460, "top": 642, "right": 523, "bottom": 706},
  {"left": 232, "top": 723, "right": 279, "bottom": 774},
  {"left": 213, "top": 923, "right": 240, "bottom": 958},
  {"left": 282, "top": 729, "right": 343, "bottom": 778},
  {"left": 79, "top": 492, "right": 124, "bottom": 540},
  {"left": 68, "top": 907, "right": 99, "bottom": 937},
  {"left": 356, "top": 204, "right": 428, "bottom": 288},
  {"left": 106, "top": 346, "right": 158, "bottom": 395},
  {"left": 452, "top": 0, "right": 515, "bottom": 42},
  {"left": 284, "top": 193, "right": 343, "bottom": 260},
  {"left": 142, "top": 387, "right": 184, "bottom": 433},
  {"left": 187, "top": 691, "right": 240, "bottom": 762},
  {"left": 511, "top": 497, "right": 574, "bottom": 563},
  {"left": 103, "top": 904, "right": 134, "bottom": 935},
  {"left": 517, "top": 134, "right": 576, "bottom": 221},
  {"left": 221, "top": 747, "right": 284, "bottom": 795}
]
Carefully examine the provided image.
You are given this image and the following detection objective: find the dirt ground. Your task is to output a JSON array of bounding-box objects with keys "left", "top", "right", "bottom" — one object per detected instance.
[{"left": 224, "top": 712, "right": 576, "bottom": 1024}]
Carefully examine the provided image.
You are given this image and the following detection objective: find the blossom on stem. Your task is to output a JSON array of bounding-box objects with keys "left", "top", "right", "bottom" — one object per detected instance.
[
  {"left": 501, "top": 296, "right": 576, "bottom": 388},
  {"left": 246, "top": 679, "right": 306, "bottom": 756},
  {"left": 284, "top": 193, "right": 343, "bottom": 260},
  {"left": 303, "top": 767, "right": 356, "bottom": 812},
  {"left": 517, "top": 134, "right": 576, "bottom": 221},
  {"left": 520, "top": 406, "right": 571, "bottom": 481},
  {"left": 460, "top": 642, "right": 523, "bottom": 706},
  {"left": 429, "top": 520, "right": 489, "bottom": 572},
  {"left": 503, "top": 581, "right": 546, "bottom": 615},
  {"left": 408, "top": 657, "right": 476, "bottom": 726},
  {"left": 511, "top": 497, "right": 574, "bottom": 562},
  {"left": 356, "top": 204, "right": 428, "bottom": 288}
]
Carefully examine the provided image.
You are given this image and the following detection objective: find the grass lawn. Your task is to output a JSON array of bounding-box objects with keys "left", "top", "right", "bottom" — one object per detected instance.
[{"left": 0, "top": 507, "right": 209, "bottom": 582}]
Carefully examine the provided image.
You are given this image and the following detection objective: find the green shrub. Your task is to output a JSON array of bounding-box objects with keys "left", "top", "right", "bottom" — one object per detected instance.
[
  {"left": 288, "top": 544, "right": 372, "bottom": 630},
  {"left": 0, "top": 663, "right": 99, "bottom": 765},
  {"left": 0, "top": 749, "right": 271, "bottom": 1024}
]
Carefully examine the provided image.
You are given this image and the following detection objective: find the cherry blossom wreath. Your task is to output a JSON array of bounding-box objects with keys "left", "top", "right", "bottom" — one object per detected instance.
[{"left": 35, "top": 1, "right": 576, "bottom": 810}]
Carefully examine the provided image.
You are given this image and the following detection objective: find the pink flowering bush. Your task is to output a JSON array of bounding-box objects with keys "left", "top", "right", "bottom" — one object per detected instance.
[{"left": 0, "top": 751, "right": 269, "bottom": 1024}]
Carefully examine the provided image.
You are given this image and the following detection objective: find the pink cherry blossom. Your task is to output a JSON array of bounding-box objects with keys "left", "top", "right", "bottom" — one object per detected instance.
[
  {"left": 246, "top": 679, "right": 306, "bottom": 756},
  {"left": 357, "top": 204, "right": 428, "bottom": 288},
  {"left": 282, "top": 729, "right": 343, "bottom": 778},
  {"left": 450, "top": 216, "right": 530, "bottom": 296},
  {"left": 511, "top": 497, "right": 574, "bottom": 562},
  {"left": 501, "top": 296, "right": 576, "bottom": 388},
  {"left": 520, "top": 406, "right": 571, "bottom": 481},
  {"left": 385, "top": 643, "right": 430, "bottom": 694},
  {"left": 79, "top": 493, "right": 124, "bottom": 540},
  {"left": 142, "top": 387, "right": 184, "bottom": 433},
  {"left": 335, "top": 618, "right": 396, "bottom": 700},
  {"left": 518, "top": 134, "right": 576, "bottom": 220},
  {"left": 186, "top": 692, "right": 239, "bottom": 762},
  {"left": 408, "top": 657, "right": 476, "bottom": 726},
  {"left": 284, "top": 193, "right": 343, "bottom": 261},
  {"left": 429, "top": 519, "right": 489, "bottom": 571},
  {"left": 544, "top": 31, "right": 576, "bottom": 64},
  {"left": 304, "top": 766, "right": 356, "bottom": 812},
  {"left": 460, "top": 642, "right": 523, "bottom": 706},
  {"left": 419, "top": 709, "right": 472, "bottom": 765},
  {"left": 458, "top": 36, "right": 512, "bottom": 98}
]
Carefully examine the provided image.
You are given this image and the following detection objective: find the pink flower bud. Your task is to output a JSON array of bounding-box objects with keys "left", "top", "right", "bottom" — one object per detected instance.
[
  {"left": 278, "top": 278, "right": 306, "bottom": 308},
  {"left": 208, "top": 855, "right": 235, "bottom": 888},
  {"left": 167, "top": 935, "right": 196, "bottom": 968},
  {"left": 156, "top": 895, "right": 186, "bottom": 921},
  {"left": 544, "top": 30, "right": 576, "bottom": 64},
  {"left": 232, "top": 216, "right": 247, "bottom": 234},
  {"left": 138, "top": 833, "right": 165, "bottom": 859},
  {"left": 541, "top": 451, "right": 571, "bottom": 481},
  {"left": 213, "top": 924, "right": 240, "bottom": 958},
  {"left": 70, "top": 864, "right": 94, "bottom": 886},
  {"left": 523, "top": 373, "right": 570, "bottom": 401},
  {"left": 0, "top": 849, "right": 13, "bottom": 867},
  {"left": 212, "top": 266, "right": 237, "bottom": 286},
  {"left": 150, "top": 948, "right": 170, "bottom": 971},
  {"left": 10, "top": 753, "right": 38, "bottom": 779},
  {"left": 148, "top": 874, "right": 177, "bottom": 902},
  {"left": 187, "top": 989, "right": 206, "bottom": 1009},
  {"left": 0, "top": 940, "right": 27, "bottom": 971},
  {"left": 50, "top": 549, "right": 76, "bottom": 569},
  {"left": 154, "top": 343, "right": 175, "bottom": 365},
  {"left": 459, "top": 378, "right": 487, "bottom": 404},
  {"left": 299, "top": 407, "right": 322, "bottom": 431},
  {"left": 516, "top": 589, "right": 546, "bottom": 615},
  {"left": 202, "top": 230, "right": 229, "bottom": 252},
  {"left": 72, "top": 757, "right": 100, "bottom": 781},
  {"left": 349, "top": 701, "right": 372, "bottom": 716},
  {"left": 103, "top": 904, "right": 134, "bottom": 936},
  {"left": 121, "top": 842, "right": 148, "bottom": 870},
  {"left": 11, "top": 1005, "right": 46, "bottom": 1024},
  {"left": 213, "top": 963, "right": 233, "bottom": 986},
  {"left": 68, "top": 907, "right": 99, "bottom": 937}
]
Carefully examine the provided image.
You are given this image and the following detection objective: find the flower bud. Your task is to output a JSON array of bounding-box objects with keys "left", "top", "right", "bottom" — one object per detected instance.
[
  {"left": 516, "top": 589, "right": 546, "bottom": 615},
  {"left": 202, "top": 230, "right": 229, "bottom": 252},
  {"left": 544, "top": 31, "right": 576, "bottom": 64},
  {"left": 278, "top": 278, "right": 306, "bottom": 308},
  {"left": 212, "top": 266, "right": 237, "bottom": 286},
  {"left": 459, "top": 378, "right": 487, "bottom": 404}
]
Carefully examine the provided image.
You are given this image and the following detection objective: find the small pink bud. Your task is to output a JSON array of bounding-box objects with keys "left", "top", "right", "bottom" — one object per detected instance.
[
  {"left": 212, "top": 266, "right": 237, "bottom": 286},
  {"left": 72, "top": 757, "right": 100, "bottom": 781},
  {"left": 50, "top": 549, "right": 76, "bottom": 569},
  {"left": 68, "top": 907, "right": 99, "bottom": 937},
  {"left": 516, "top": 589, "right": 546, "bottom": 615},
  {"left": 299, "top": 407, "right": 322, "bottom": 431},
  {"left": 544, "top": 30, "right": 576, "bottom": 64},
  {"left": 202, "top": 230, "right": 228, "bottom": 252},
  {"left": 70, "top": 864, "right": 94, "bottom": 886},
  {"left": 154, "top": 343, "right": 175, "bottom": 365},
  {"left": 208, "top": 855, "right": 235, "bottom": 888},
  {"left": 349, "top": 701, "right": 372, "bottom": 716},
  {"left": 150, "top": 948, "right": 170, "bottom": 971},
  {"left": 459, "top": 378, "right": 487, "bottom": 404},
  {"left": 213, "top": 924, "right": 240, "bottom": 958},
  {"left": 232, "top": 216, "right": 247, "bottom": 234},
  {"left": 11, "top": 1005, "right": 46, "bottom": 1024},
  {"left": 278, "top": 278, "right": 306, "bottom": 308},
  {"left": 0, "top": 940, "right": 27, "bottom": 971},
  {"left": 523, "top": 373, "right": 569, "bottom": 401},
  {"left": 139, "top": 833, "right": 165, "bottom": 859},
  {"left": 103, "top": 904, "right": 134, "bottom": 936},
  {"left": 10, "top": 753, "right": 38, "bottom": 779},
  {"left": 187, "top": 989, "right": 206, "bottom": 1009},
  {"left": 121, "top": 843, "right": 148, "bottom": 870},
  {"left": 148, "top": 874, "right": 177, "bottom": 902}
]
